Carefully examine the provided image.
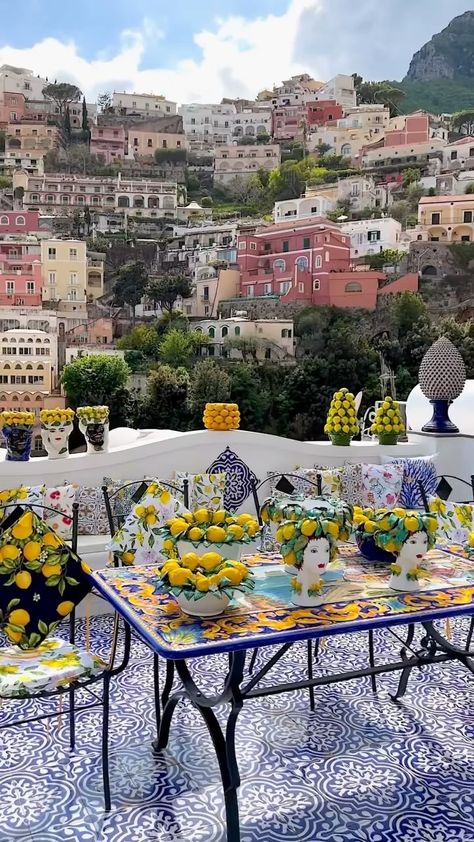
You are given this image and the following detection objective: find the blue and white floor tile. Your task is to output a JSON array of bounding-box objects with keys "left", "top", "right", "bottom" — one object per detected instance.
[{"left": 1, "top": 616, "right": 474, "bottom": 841}]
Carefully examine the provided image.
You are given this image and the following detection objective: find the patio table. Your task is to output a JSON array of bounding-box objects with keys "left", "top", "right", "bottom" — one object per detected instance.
[{"left": 91, "top": 543, "right": 474, "bottom": 842}]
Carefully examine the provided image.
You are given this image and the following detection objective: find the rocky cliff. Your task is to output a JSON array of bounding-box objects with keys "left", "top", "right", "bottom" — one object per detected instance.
[{"left": 405, "top": 11, "right": 474, "bottom": 82}]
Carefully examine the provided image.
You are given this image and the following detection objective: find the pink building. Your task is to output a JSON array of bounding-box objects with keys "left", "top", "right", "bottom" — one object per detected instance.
[
  {"left": 65, "top": 317, "right": 114, "bottom": 346},
  {"left": 0, "top": 211, "right": 40, "bottom": 235},
  {"left": 384, "top": 113, "right": 430, "bottom": 148},
  {"left": 272, "top": 104, "right": 307, "bottom": 141},
  {"left": 307, "top": 100, "right": 343, "bottom": 127},
  {"left": 90, "top": 126, "right": 126, "bottom": 163},
  {"left": 0, "top": 92, "right": 25, "bottom": 126},
  {"left": 0, "top": 255, "right": 42, "bottom": 305},
  {"left": 237, "top": 218, "right": 418, "bottom": 309}
]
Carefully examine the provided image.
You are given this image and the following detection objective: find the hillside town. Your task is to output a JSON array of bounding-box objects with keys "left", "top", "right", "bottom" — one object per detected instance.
[{"left": 0, "top": 56, "right": 474, "bottom": 441}]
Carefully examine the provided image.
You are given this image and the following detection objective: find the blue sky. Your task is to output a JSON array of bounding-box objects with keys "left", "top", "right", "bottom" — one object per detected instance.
[{"left": 0, "top": 1, "right": 470, "bottom": 103}]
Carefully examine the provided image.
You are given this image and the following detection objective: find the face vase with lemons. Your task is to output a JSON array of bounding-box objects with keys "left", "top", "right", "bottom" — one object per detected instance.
[
  {"left": 277, "top": 516, "right": 340, "bottom": 606},
  {"left": 261, "top": 496, "right": 351, "bottom": 556},
  {"left": 159, "top": 552, "right": 254, "bottom": 617},
  {"left": 275, "top": 502, "right": 351, "bottom": 574},
  {"left": 162, "top": 509, "right": 260, "bottom": 562},
  {"left": 365, "top": 510, "right": 437, "bottom": 591},
  {"left": 40, "top": 408, "right": 75, "bottom": 460}
]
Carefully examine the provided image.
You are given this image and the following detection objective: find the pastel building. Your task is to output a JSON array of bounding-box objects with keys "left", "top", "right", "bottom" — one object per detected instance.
[
  {"left": 0, "top": 328, "right": 57, "bottom": 414},
  {"left": 417, "top": 194, "right": 474, "bottom": 242},
  {"left": 41, "top": 239, "right": 87, "bottom": 303},
  {"left": 128, "top": 117, "right": 186, "bottom": 158},
  {"left": 214, "top": 144, "right": 280, "bottom": 185},
  {"left": 358, "top": 112, "right": 448, "bottom": 169},
  {"left": 194, "top": 317, "right": 295, "bottom": 360},
  {"left": 90, "top": 126, "right": 126, "bottom": 163},
  {"left": 231, "top": 108, "right": 272, "bottom": 139},
  {"left": 274, "top": 195, "right": 336, "bottom": 223},
  {"left": 179, "top": 103, "right": 236, "bottom": 147},
  {"left": 338, "top": 218, "right": 404, "bottom": 258},
  {"left": 0, "top": 91, "right": 25, "bottom": 125},
  {"left": 0, "top": 211, "right": 40, "bottom": 235},
  {"left": 112, "top": 92, "right": 177, "bottom": 116},
  {"left": 0, "top": 253, "right": 42, "bottom": 305}
]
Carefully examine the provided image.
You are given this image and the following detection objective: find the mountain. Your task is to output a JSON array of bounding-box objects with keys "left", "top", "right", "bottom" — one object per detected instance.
[{"left": 405, "top": 11, "right": 474, "bottom": 82}]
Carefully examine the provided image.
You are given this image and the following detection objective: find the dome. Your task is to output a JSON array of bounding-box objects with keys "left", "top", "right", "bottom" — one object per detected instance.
[{"left": 418, "top": 337, "right": 466, "bottom": 401}]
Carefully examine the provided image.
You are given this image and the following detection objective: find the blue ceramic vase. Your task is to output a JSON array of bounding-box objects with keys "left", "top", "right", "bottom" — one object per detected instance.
[{"left": 3, "top": 424, "right": 33, "bottom": 461}]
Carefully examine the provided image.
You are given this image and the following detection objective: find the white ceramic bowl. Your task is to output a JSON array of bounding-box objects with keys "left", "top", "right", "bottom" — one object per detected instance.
[{"left": 175, "top": 590, "right": 231, "bottom": 617}]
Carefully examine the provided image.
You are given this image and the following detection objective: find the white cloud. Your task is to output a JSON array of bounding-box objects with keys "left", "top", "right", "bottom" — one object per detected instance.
[{"left": 0, "top": 0, "right": 320, "bottom": 104}]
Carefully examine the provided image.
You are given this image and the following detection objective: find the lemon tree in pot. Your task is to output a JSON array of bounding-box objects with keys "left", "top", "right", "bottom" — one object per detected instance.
[
  {"left": 159, "top": 552, "right": 254, "bottom": 617},
  {"left": 324, "top": 388, "right": 359, "bottom": 446},
  {"left": 370, "top": 397, "right": 405, "bottom": 445}
]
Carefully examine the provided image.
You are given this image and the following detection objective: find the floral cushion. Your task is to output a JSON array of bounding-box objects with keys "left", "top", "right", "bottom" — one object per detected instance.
[
  {"left": 387, "top": 456, "right": 437, "bottom": 509},
  {"left": 103, "top": 477, "right": 149, "bottom": 527},
  {"left": 175, "top": 472, "right": 226, "bottom": 510},
  {"left": 361, "top": 463, "right": 404, "bottom": 509},
  {"left": 0, "top": 637, "right": 105, "bottom": 698},
  {"left": 340, "top": 464, "right": 364, "bottom": 506},
  {"left": 76, "top": 486, "right": 109, "bottom": 536},
  {"left": 44, "top": 484, "right": 78, "bottom": 540},
  {"left": 267, "top": 469, "right": 342, "bottom": 499},
  {"left": 107, "top": 482, "right": 185, "bottom": 566},
  {"left": 0, "top": 485, "right": 45, "bottom": 523},
  {"left": 428, "top": 496, "right": 474, "bottom": 544},
  {"left": 0, "top": 508, "right": 93, "bottom": 649}
]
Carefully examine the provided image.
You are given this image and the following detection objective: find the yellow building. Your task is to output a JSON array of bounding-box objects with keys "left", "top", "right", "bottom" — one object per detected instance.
[
  {"left": 129, "top": 118, "right": 186, "bottom": 159},
  {"left": 41, "top": 239, "right": 87, "bottom": 303},
  {"left": 86, "top": 251, "right": 105, "bottom": 301},
  {"left": 418, "top": 195, "right": 474, "bottom": 242}
]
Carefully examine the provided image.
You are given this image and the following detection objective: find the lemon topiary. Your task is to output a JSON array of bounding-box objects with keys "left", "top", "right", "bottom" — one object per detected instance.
[
  {"left": 324, "top": 388, "right": 359, "bottom": 446},
  {"left": 203, "top": 403, "right": 240, "bottom": 431},
  {"left": 370, "top": 396, "right": 405, "bottom": 444}
]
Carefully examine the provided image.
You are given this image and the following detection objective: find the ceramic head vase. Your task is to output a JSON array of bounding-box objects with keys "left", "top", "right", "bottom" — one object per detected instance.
[
  {"left": 277, "top": 514, "right": 340, "bottom": 606},
  {"left": 373, "top": 510, "right": 437, "bottom": 591}
]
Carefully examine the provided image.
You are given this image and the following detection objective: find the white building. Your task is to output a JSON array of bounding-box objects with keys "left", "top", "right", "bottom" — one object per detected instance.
[
  {"left": 0, "top": 65, "right": 48, "bottom": 100},
  {"left": 441, "top": 137, "right": 474, "bottom": 171},
  {"left": 214, "top": 144, "right": 280, "bottom": 185},
  {"left": 112, "top": 92, "right": 176, "bottom": 116},
  {"left": 179, "top": 103, "right": 236, "bottom": 147},
  {"left": 231, "top": 108, "right": 272, "bottom": 140},
  {"left": 313, "top": 74, "right": 357, "bottom": 109},
  {"left": 338, "top": 217, "right": 404, "bottom": 259},
  {"left": 194, "top": 317, "right": 295, "bottom": 360},
  {"left": 274, "top": 195, "right": 336, "bottom": 223}
]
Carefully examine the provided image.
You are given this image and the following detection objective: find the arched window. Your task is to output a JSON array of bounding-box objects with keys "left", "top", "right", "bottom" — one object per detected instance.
[
  {"left": 9, "top": 336, "right": 16, "bottom": 342},
  {"left": 295, "top": 256, "right": 309, "bottom": 270},
  {"left": 15, "top": 215, "right": 25, "bottom": 225},
  {"left": 37, "top": 363, "right": 44, "bottom": 370},
  {"left": 26, "top": 363, "right": 33, "bottom": 370},
  {"left": 208, "top": 327, "right": 215, "bottom": 338},
  {"left": 44, "top": 338, "right": 50, "bottom": 344},
  {"left": 35, "top": 394, "right": 42, "bottom": 401},
  {"left": 221, "top": 326, "right": 229, "bottom": 338},
  {"left": 11, "top": 395, "right": 18, "bottom": 401},
  {"left": 23, "top": 395, "right": 30, "bottom": 402},
  {"left": 19, "top": 337, "right": 25, "bottom": 343},
  {"left": 117, "top": 196, "right": 130, "bottom": 208},
  {"left": 273, "top": 259, "right": 286, "bottom": 271},
  {"left": 341, "top": 143, "right": 352, "bottom": 157},
  {"left": 36, "top": 338, "right": 41, "bottom": 343},
  {"left": 14, "top": 363, "right": 21, "bottom": 370},
  {"left": 234, "top": 326, "right": 240, "bottom": 336},
  {"left": 0, "top": 215, "right": 9, "bottom": 225},
  {"left": 27, "top": 337, "right": 33, "bottom": 343},
  {"left": 3, "top": 363, "right": 10, "bottom": 369},
  {"left": 314, "top": 255, "right": 322, "bottom": 268},
  {"left": 345, "top": 281, "right": 362, "bottom": 292}
]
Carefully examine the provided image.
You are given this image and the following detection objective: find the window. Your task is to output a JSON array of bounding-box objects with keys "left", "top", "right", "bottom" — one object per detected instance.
[
  {"left": 303, "top": 237, "right": 310, "bottom": 249},
  {"left": 203, "top": 286, "right": 209, "bottom": 301},
  {"left": 325, "top": 251, "right": 330, "bottom": 262},
  {"left": 451, "top": 151, "right": 458, "bottom": 161},
  {"left": 147, "top": 138, "right": 153, "bottom": 148},
  {"left": 208, "top": 326, "right": 215, "bottom": 338},
  {"left": 162, "top": 139, "right": 167, "bottom": 148},
  {"left": 48, "top": 272, "right": 56, "bottom": 285},
  {"left": 314, "top": 255, "right": 322, "bottom": 268},
  {"left": 6, "top": 281, "right": 14, "bottom": 294},
  {"left": 234, "top": 326, "right": 240, "bottom": 336},
  {"left": 313, "top": 279, "right": 320, "bottom": 291},
  {"left": 238, "top": 240, "right": 246, "bottom": 250},
  {"left": 250, "top": 242, "right": 257, "bottom": 251},
  {"left": 368, "top": 230, "right": 381, "bottom": 242},
  {"left": 345, "top": 281, "right": 362, "bottom": 292},
  {"left": 431, "top": 213, "right": 440, "bottom": 225},
  {"left": 298, "top": 282, "right": 304, "bottom": 292},
  {"left": 0, "top": 215, "right": 9, "bottom": 225},
  {"left": 68, "top": 289, "right": 77, "bottom": 301},
  {"left": 15, "top": 216, "right": 25, "bottom": 225},
  {"left": 464, "top": 211, "right": 473, "bottom": 223},
  {"left": 191, "top": 118, "right": 196, "bottom": 125},
  {"left": 221, "top": 326, "right": 229, "bottom": 338},
  {"left": 26, "top": 282, "right": 34, "bottom": 294},
  {"left": 263, "top": 283, "right": 272, "bottom": 294},
  {"left": 48, "top": 247, "right": 56, "bottom": 259},
  {"left": 247, "top": 286, "right": 254, "bottom": 297},
  {"left": 282, "top": 240, "right": 289, "bottom": 253},
  {"left": 296, "top": 256, "right": 309, "bottom": 270},
  {"left": 280, "top": 281, "right": 290, "bottom": 294},
  {"left": 70, "top": 272, "right": 78, "bottom": 285},
  {"left": 69, "top": 248, "right": 77, "bottom": 259},
  {"left": 273, "top": 258, "right": 286, "bottom": 271}
]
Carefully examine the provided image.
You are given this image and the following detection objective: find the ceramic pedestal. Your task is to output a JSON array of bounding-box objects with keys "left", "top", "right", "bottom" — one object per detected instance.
[
  {"left": 79, "top": 420, "right": 109, "bottom": 454},
  {"left": 42, "top": 421, "right": 73, "bottom": 459},
  {"left": 389, "top": 530, "right": 429, "bottom": 591},
  {"left": 2, "top": 425, "right": 33, "bottom": 461},
  {"left": 175, "top": 591, "right": 231, "bottom": 617},
  {"left": 291, "top": 536, "right": 331, "bottom": 607}
]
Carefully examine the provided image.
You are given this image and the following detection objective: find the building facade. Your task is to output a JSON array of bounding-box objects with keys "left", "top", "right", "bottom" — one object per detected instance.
[
  {"left": 128, "top": 118, "right": 186, "bottom": 158},
  {"left": 231, "top": 108, "right": 272, "bottom": 139},
  {"left": 273, "top": 195, "right": 336, "bottom": 223},
  {"left": 112, "top": 92, "right": 176, "bottom": 116},
  {"left": 214, "top": 144, "right": 280, "bottom": 185},
  {"left": 90, "top": 126, "right": 126, "bottom": 163},
  {"left": 338, "top": 218, "right": 404, "bottom": 258},
  {"left": 0, "top": 327, "right": 57, "bottom": 413},
  {"left": 0, "top": 253, "right": 42, "bottom": 305},
  {"left": 417, "top": 195, "right": 474, "bottom": 242},
  {"left": 194, "top": 317, "right": 295, "bottom": 360},
  {"left": 179, "top": 103, "right": 236, "bottom": 147},
  {"left": 41, "top": 239, "right": 88, "bottom": 303},
  {"left": 0, "top": 91, "right": 25, "bottom": 125}
]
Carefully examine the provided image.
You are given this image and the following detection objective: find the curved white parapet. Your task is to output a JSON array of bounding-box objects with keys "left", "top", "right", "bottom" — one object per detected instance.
[
  {"left": 0, "top": 428, "right": 433, "bottom": 493},
  {"left": 407, "top": 381, "right": 474, "bottom": 435}
]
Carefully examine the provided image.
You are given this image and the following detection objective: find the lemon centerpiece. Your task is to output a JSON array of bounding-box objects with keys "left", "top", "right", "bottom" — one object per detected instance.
[
  {"left": 159, "top": 552, "right": 254, "bottom": 617},
  {"left": 203, "top": 403, "right": 240, "bottom": 431},
  {"left": 324, "top": 388, "right": 359, "bottom": 446},
  {"left": 0, "top": 411, "right": 35, "bottom": 462},
  {"left": 162, "top": 508, "right": 260, "bottom": 561},
  {"left": 370, "top": 396, "right": 405, "bottom": 445},
  {"left": 40, "top": 408, "right": 75, "bottom": 460}
]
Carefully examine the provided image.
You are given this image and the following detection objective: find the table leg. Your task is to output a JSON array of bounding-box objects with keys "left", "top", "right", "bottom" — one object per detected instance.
[{"left": 154, "top": 651, "right": 246, "bottom": 842}]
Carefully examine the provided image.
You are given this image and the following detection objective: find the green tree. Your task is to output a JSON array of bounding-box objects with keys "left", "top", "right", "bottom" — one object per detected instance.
[
  {"left": 224, "top": 335, "right": 260, "bottom": 362},
  {"left": 366, "top": 249, "right": 405, "bottom": 269},
  {"left": 61, "top": 354, "right": 130, "bottom": 407},
  {"left": 188, "top": 360, "right": 231, "bottom": 424},
  {"left": 465, "top": 183, "right": 474, "bottom": 194},
  {"left": 229, "top": 364, "right": 272, "bottom": 430},
  {"left": 268, "top": 162, "right": 305, "bottom": 201},
  {"left": 355, "top": 79, "right": 405, "bottom": 117},
  {"left": 394, "top": 291, "right": 428, "bottom": 339},
  {"left": 402, "top": 167, "right": 421, "bottom": 187},
  {"left": 62, "top": 106, "right": 72, "bottom": 146},
  {"left": 159, "top": 329, "right": 196, "bottom": 367},
  {"left": 117, "top": 325, "right": 161, "bottom": 357},
  {"left": 451, "top": 110, "right": 474, "bottom": 135},
  {"left": 145, "top": 274, "right": 193, "bottom": 314},
  {"left": 81, "top": 96, "right": 89, "bottom": 138},
  {"left": 97, "top": 92, "right": 112, "bottom": 113},
  {"left": 114, "top": 260, "right": 148, "bottom": 323},
  {"left": 42, "top": 82, "right": 82, "bottom": 116},
  {"left": 138, "top": 364, "right": 190, "bottom": 430}
]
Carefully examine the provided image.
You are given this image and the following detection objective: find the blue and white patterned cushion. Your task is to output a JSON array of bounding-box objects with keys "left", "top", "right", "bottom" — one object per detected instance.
[
  {"left": 207, "top": 447, "right": 258, "bottom": 511},
  {"left": 387, "top": 455, "right": 437, "bottom": 508}
]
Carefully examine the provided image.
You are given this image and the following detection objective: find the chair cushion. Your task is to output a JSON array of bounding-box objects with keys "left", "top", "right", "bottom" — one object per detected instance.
[
  {"left": 0, "top": 637, "right": 105, "bottom": 698},
  {"left": 340, "top": 464, "right": 364, "bottom": 506},
  {"left": 44, "top": 484, "right": 78, "bottom": 539},
  {"left": 76, "top": 486, "right": 109, "bottom": 535},
  {"left": 0, "top": 485, "right": 45, "bottom": 522},
  {"left": 387, "top": 455, "right": 437, "bottom": 508},
  {"left": 361, "top": 462, "right": 404, "bottom": 509},
  {"left": 175, "top": 472, "right": 226, "bottom": 509},
  {"left": 428, "top": 496, "right": 474, "bottom": 544},
  {"left": 0, "top": 508, "right": 93, "bottom": 649}
]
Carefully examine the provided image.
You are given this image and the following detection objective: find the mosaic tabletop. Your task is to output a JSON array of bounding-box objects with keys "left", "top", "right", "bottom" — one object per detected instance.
[{"left": 91, "top": 544, "right": 474, "bottom": 660}]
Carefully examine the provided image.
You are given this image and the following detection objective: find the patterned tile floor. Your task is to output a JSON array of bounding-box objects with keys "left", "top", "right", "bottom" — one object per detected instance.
[{"left": 2, "top": 614, "right": 474, "bottom": 842}]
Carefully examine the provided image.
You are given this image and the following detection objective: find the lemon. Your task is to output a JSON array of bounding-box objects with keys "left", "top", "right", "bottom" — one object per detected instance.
[
  {"left": 0, "top": 544, "right": 20, "bottom": 561},
  {"left": 235, "top": 513, "right": 253, "bottom": 526},
  {"left": 12, "top": 513, "right": 34, "bottom": 540},
  {"left": 181, "top": 512, "right": 194, "bottom": 523},
  {"left": 23, "top": 541, "right": 42, "bottom": 562},
  {"left": 181, "top": 552, "right": 199, "bottom": 570},
  {"left": 195, "top": 574, "right": 210, "bottom": 592},
  {"left": 323, "top": 521, "right": 339, "bottom": 538},
  {"left": 188, "top": 526, "right": 203, "bottom": 541},
  {"left": 283, "top": 550, "right": 297, "bottom": 567},
  {"left": 282, "top": 523, "right": 295, "bottom": 541},
  {"left": 163, "top": 539, "right": 174, "bottom": 552},
  {"left": 9, "top": 608, "right": 30, "bottom": 626},
  {"left": 41, "top": 563, "right": 62, "bottom": 577},
  {"left": 43, "top": 533, "right": 62, "bottom": 549},
  {"left": 364, "top": 520, "right": 377, "bottom": 533},
  {"left": 404, "top": 516, "right": 419, "bottom": 532},
  {"left": 168, "top": 568, "right": 191, "bottom": 587},
  {"left": 57, "top": 600, "right": 75, "bottom": 617},
  {"left": 301, "top": 519, "right": 317, "bottom": 537},
  {"left": 220, "top": 567, "right": 243, "bottom": 585},
  {"left": 15, "top": 570, "right": 32, "bottom": 589},
  {"left": 81, "top": 560, "right": 92, "bottom": 574},
  {"left": 161, "top": 560, "right": 180, "bottom": 574},
  {"left": 425, "top": 516, "right": 437, "bottom": 533},
  {"left": 227, "top": 524, "right": 244, "bottom": 540},
  {"left": 6, "top": 628, "right": 22, "bottom": 643},
  {"left": 246, "top": 523, "right": 258, "bottom": 537},
  {"left": 170, "top": 519, "right": 189, "bottom": 537},
  {"left": 393, "top": 508, "right": 406, "bottom": 517},
  {"left": 194, "top": 508, "right": 210, "bottom": 524},
  {"left": 206, "top": 525, "right": 226, "bottom": 543},
  {"left": 135, "top": 505, "right": 146, "bottom": 518},
  {"left": 212, "top": 510, "right": 227, "bottom": 524},
  {"left": 200, "top": 551, "right": 222, "bottom": 568},
  {"left": 145, "top": 513, "right": 158, "bottom": 526},
  {"left": 122, "top": 551, "right": 135, "bottom": 564}
]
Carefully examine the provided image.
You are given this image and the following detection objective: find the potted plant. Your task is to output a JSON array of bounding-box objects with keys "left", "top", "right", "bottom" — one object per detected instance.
[
  {"left": 276, "top": 503, "right": 349, "bottom": 577},
  {"left": 159, "top": 551, "right": 254, "bottom": 617},
  {"left": 203, "top": 403, "right": 240, "bottom": 431},
  {"left": 0, "top": 411, "right": 35, "bottom": 462},
  {"left": 162, "top": 508, "right": 260, "bottom": 561},
  {"left": 40, "top": 408, "right": 75, "bottom": 459},
  {"left": 371, "top": 510, "right": 437, "bottom": 590},
  {"left": 370, "top": 397, "right": 405, "bottom": 444},
  {"left": 76, "top": 405, "right": 109, "bottom": 454},
  {"left": 353, "top": 506, "right": 399, "bottom": 563},
  {"left": 324, "top": 388, "right": 359, "bottom": 446},
  {"left": 275, "top": 515, "right": 340, "bottom": 606}
]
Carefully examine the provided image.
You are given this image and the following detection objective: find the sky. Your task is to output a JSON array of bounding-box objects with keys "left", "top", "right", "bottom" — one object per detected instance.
[{"left": 0, "top": 1, "right": 471, "bottom": 104}]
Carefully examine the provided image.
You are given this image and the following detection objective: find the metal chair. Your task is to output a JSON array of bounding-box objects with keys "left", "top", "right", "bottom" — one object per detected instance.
[
  {"left": 252, "top": 472, "right": 323, "bottom": 525},
  {"left": 0, "top": 502, "right": 131, "bottom": 811},
  {"left": 419, "top": 475, "right": 474, "bottom": 512}
]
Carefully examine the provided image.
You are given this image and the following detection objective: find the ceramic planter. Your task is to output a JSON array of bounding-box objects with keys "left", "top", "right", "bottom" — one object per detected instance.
[
  {"left": 175, "top": 590, "right": 231, "bottom": 617},
  {"left": 290, "top": 534, "right": 331, "bottom": 607},
  {"left": 356, "top": 532, "right": 396, "bottom": 564},
  {"left": 329, "top": 432, "right": 352, "bottom": 446},
  {"left": 377, "top": 432, "right": 398, "bottom": 445},
  {"left": 176, "top": 539, "right": 242, "bottom": 561},
  {"left": 41, "top": 421, "right": 73, "bottom": 459},
  {"left": 78, "top": 419, "right": 109, "bottom": 454},
  {"left": 389, "top": 531, "right": 429, "bottom": 592},
  {"left": 2, "top": 424, "right": 33, "bottom": 461}
]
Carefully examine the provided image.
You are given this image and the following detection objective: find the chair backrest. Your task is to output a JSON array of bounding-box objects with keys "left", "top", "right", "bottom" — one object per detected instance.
[
  {"left": 252, "top": 472, "right": 323, "bottom": 525},
  {"left": 418, "top": 474, "right": 474, "bottom": 513}
]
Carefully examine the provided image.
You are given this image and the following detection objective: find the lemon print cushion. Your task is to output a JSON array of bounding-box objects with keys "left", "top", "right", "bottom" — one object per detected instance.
[
  {"left": 107, "top": 481, "right": 186, "bottom": 566},
  {"left": 0, "top": 508, "right": 93, "bottom": 649},
  {"left": 175, "top": 472, "right": 226, "bottom": 510}
]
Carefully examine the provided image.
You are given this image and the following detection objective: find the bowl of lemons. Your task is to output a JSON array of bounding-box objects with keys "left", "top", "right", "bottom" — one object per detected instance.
[{"left": 159, "top": 552, "right": 254, "bottom": 617}]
